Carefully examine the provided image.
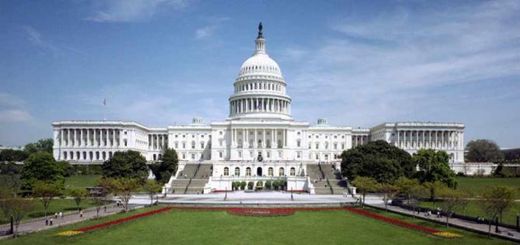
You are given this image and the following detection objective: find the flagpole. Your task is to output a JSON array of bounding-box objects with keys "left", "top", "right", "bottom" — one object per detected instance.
[{"left": 103, "top": 98, "right": 106, "bottom": 121}]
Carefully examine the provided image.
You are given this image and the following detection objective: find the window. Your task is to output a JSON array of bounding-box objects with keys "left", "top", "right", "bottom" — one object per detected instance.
[
  {"left": 174, "top": 142, "right": 178, "bottom": 148},
  {"left": 235, "top": 167, "right": 240, "bottom": 176},
  {"left": 238, "top": 151, "right": 242, "bottom": 158},
  {"left": 224, "top": 167, "right": 229, "bottom": 176},
  {"left": 279, "top": 167, "right": 285, "bottom": 176},
  {"left": 219, "top": 151, "right": 223, "bottom": 158},
  {"left": 192, "top": 141, "right": 196, "bottom": 149},
  {"left": 201, "top": 142, "right": 204, "bottom": 149},
  {"left": 325, "top": 142, "right": 329, "bottom": 149},
  {"left": 182, "top": 153, "right": 186, "bottom": 159},
  {"left": 63, "top": 151, "right": 68, "bottom": 160},
  {"left": 268, "top": 167, "right": 273, "bottom": 176},
  {"left": 246, "top": 167, "right": 251, "bottom": 176},
  {"left": 297, "top": 151, "right": 301, "bottom": 158},
  {"left": 290, "top": 167, "right": 295, "bottom": 176},
  {"left": 297, "top": 140, "right": 301, "bottom": 147},
  {"left": 334, "top": 143, "right": 337, "bottom": 150},
  {"left": 182, "top": 142, "right": 186, "bottom": 149},
  {"left": 315, "top": 143, "right": 319, "bottom": 149},
  {"left": 191, "top": 154, "right": 195, "bottom": 160}
]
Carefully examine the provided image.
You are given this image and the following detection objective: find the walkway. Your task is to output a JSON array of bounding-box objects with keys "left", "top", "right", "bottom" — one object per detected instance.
[
  {"left": 368, "top": 202, "right": 520, "bottom": 242},
  {"left": 0, "top": 203, "right": 141, "bottom": 237}
]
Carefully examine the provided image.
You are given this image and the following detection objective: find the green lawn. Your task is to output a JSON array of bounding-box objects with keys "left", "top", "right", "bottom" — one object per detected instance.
[
  {"left": 1, "top": 207, "right": 513, "bottom": 245},
  {"left": 64, "top": 175, "right": 101, "bottom": 189},
  {"left": 455, "top": 177, "right": 520, "bottom": 198},
  {"left": 0, "top": 199, "right": 96, "bottom": 225}
]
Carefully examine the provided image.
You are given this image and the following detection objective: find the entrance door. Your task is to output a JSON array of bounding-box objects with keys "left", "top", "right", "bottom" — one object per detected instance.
[{"left": 257, "top": 167, "right": 262, "bottom": 177}]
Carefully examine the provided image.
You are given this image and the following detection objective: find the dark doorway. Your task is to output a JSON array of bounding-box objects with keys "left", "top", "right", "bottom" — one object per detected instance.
[{"left": 257, "top": 167, "right": 262, "bottom": 177}]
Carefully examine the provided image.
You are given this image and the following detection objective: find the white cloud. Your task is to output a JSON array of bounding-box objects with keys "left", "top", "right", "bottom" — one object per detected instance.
[
  {"left": 86, "top": 0, "right": 188, "bottom": 23},
  {"left": 194, "top": 17, "right": 229, "bottom": 40}
]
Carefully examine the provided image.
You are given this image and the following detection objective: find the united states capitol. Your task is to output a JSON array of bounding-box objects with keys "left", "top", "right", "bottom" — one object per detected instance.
[{"left": 51, "top": 24, "right": 465, "bottom": 194}]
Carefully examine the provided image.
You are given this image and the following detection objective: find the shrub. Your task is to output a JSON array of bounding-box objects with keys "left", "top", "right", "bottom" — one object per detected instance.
[
  {"left": 240, "top": 181, "right": 246, "bottom": 190},
  {"left": 247, "top": 181, "right": 254, "bottom": 190},
  {"left": 273, "top": 180, "right": 280, "bottom": 190},
  {"left": 265, "top": 180, "right": 272, "bottom": 190},
  {"left": 256, "top": 181, "right": 263, "bottom": 190}
]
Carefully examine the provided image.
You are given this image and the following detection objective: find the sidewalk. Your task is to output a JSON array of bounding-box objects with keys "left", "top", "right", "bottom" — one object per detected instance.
[
  {"left": 368, "top": 203, "right": 520, "bottom": 242},
  {"left": 0, "top": 203, "right": 142, "bottom": 237}
]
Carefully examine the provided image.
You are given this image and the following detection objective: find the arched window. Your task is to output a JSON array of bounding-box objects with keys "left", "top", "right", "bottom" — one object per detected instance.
[
  {"left": 153, "top": 154, "right": 156, "bottom": 161},
  {"left": 246, "top": 167, "right": 251, "bottom": 176},
  {"left": 192, "top": 141, "right": 195, "bottom": 149},
  {"left": 268, "top": 167, "right": 273, "bottom": 176},
  {"left": 76, "top": 151, "right": 80, "bottom": 160},
  {"left": 224, "top": 167, "right": 229, "bottom": 176},
  {"left": 108, "top": 151, "right": 113, "bottom": 159},
  {"left": 279, "top": 167, "right": 285, "bottom": 176},
  {"left": 290, "top": 167, "right": 296, "bottom": 176},
  {"left": 102, "top": 152, "right": 106, "bottom": 160},
  {"left": 83, "top": 151, "right": 86, "bottom": 160},
  {"left": 89, "top": 151, "right": 93, "bottom": 160},
  {"left": 63, "top": 151, "right": 67, "bottom": 160},
  {"left": 235, "top": 167, "right": 240, "bottom": 176},
  {"left": 96, "top": 151, "right": 99, "bottom": 160}
]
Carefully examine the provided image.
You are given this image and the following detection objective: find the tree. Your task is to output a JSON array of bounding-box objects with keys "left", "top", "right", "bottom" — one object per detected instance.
[
  {"left": 413, "top": 149, "right": 457, "bottom": 188},
  {"left": 69, "top": 188, "right": 88, "bottom": 212},
  {"left": 423, "top": 181, "right": 447, "bottom": 204},
  {"left": 102, "top": 151, "right": 148, "bottom": 182},
  {"left": 378, "top": 183, "right": 399, "bottom": 211},
  {"left": 0, "top": 149, "right": 28, "bottom": 162},
  {"left": 466, "top": 139, "right": 504, "bottom": 163},
  {"left": 33, "top": 181, "right": 63, "bottom": 218},
  {"left": 24, "top": 138, "right": 53, "bottom": 155},
  {"left": 395, "top": 177, "right": 419, "bottom": 203},
  {"left": 20, "top": 152, "right": 64, "bottom": 190},
  {"left": 438, "top": 188, "right": 469, "bottom": 227},
  {"left": 0, "top": 197, "right": 33, "bottom": 237},
  {"left": 341, "top": 140, "right": 415, "bottom": 183},
  {"left": 143, "top": 180, "right": 162, "bottom": 205},
  {"left": 101, "top": 178, "right": 140, "bottom": 212},
  {"left": 352, "top": 176, "right": 379, "bottom": 207},
  {"left": 150, "top": 148, "right": 179, "bottom": 184},
  {"left": 479, "top": 186, "right": 515, "bottom": 235}
]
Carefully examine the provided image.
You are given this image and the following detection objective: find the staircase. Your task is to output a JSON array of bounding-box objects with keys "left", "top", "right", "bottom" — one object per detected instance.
[
  {"left": 170, "top": 163, "right": 212, "bottom": 194},
  {"left": 307, "top": 163, "right": 348, "bottom": 195}
]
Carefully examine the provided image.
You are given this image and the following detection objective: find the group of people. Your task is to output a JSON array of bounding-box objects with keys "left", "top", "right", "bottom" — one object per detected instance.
[
  {"left": 44, "top": 212, "right": 64, "bottom": 226},
  {"left": 422, "top": 208, "right": 442, "bottom": 218}
]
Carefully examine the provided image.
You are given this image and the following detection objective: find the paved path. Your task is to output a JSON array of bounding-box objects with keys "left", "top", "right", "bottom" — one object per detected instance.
[
  {"left": 369, "top": 203, "right": 520, "bottom": 242},
  {"left": 0, "top": 203, "right": 141, "bottom": 237}
]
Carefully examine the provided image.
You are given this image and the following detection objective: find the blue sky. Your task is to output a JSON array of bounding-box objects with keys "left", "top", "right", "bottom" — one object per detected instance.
[{"left": 0, "top": 0, "right": 519, "bottom": 148}]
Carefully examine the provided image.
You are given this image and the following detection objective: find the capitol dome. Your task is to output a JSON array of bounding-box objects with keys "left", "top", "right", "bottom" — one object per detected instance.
[{"left": 228, "top": 22, "right": 292, "bottom": 121}]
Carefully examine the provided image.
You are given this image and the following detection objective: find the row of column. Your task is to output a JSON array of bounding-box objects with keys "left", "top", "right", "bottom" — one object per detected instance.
[
  {"left": 235, "top": 81, "right": 283, "bottom": 93},
  {"left": 230, "top": 98, "right": 290, "bottom": 115},
  {"left": 352, "top": 135, "right": 368, "bottom": 147},
  {"left": 149, "top": 134, "right": 168, "bottom": 150},
  {"left": 63, "top": 150, "right": 114, "bottom": 161},
  {"left": 230, "top": 128, "right": 288, "bottom": 149},
  {"left": 60, "top": 128, "right": 121, "bottom": 148},
  {"left": 396, "top": 130, "right": 461, "bottom": 149}
]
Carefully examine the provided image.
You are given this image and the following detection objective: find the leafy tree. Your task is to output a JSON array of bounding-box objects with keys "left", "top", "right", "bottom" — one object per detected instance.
[
  {"left": 21, "top": 152, "right": 64, "bottom": 190},
  {"left": 395, "top": 177, "right": 419, "bottom": 204},
  {"left": 24, "top": 138, "right": 53, "bottom": 155},
  {"left": 423, "top": 181, "right": 447, "bottom": 204},
  {"left": 247, "top": 181, "right": 254, "bottom": 190},
  {"left": 33, "top": 181, "right": 63, "bottom": 218},
  {"left": 102, "top": 151, "right": 148, "bottom": 182},
  {"left": 150, "top": 148, "right": 178, "bottom": 184},
  {"left": 378, "top": 183, "right": 399, "bottom": 211},
  {"left": 0, "top": 149, "right": 28, "bottom": 162},
  {"left": 413, "top": 149, "right": 457, "bottom": 188},
  {"left": 240, "top": 181, "right": 246, "bottom": 190},
  {"left": 265, "top": 180, "right": 272, "bottom": 190},
  {"left": 437, "top": 188, "right": 469, "bottom": 227},
  {"left": 341, "top": 140, "right": 415, "bottom": 183},
  {"left": 143, "top": 180, "right": 162, "bottom": 205},
  {"left": 101, "top": 178, "right": 140, "bottom": 212},
  {"left": 466, "top": 139, "right": 504, "bottom": 162},
  {"left": 56, "top": 160, "right": 74, "bottom": 177},
  {"left": 479, "top": 186, "right": 515, "bottom": 235},
  {"left": 0, "top": 197, "right": 33, "bottom": 237},
  {"left": 352, "top": 176, "right": 379, "bottom": 207},
  {"left": 68, "top": 188, "right": 88, "bottom": 212}
]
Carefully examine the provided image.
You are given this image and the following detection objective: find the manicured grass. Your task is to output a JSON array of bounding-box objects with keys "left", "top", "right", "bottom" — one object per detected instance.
[
  {"left": 0, "top": 199, "right": 97, "bottom": 224},
  {"left": 420, "top": 200, "right": 520, "bottom": 226},
  {"left": 455, "top": 177, "right": 520, "bottom": 198},
  {"left": 65, "top": 175, "right": 101, "bottom": 189},
  {"left": 1, "top": 207, "right": 512, "bottom": 245}
]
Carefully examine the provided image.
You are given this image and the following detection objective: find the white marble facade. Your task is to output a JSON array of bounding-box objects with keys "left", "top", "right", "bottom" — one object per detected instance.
[{"left": 52, "top": 24, "right": 465, "bottom": 180}]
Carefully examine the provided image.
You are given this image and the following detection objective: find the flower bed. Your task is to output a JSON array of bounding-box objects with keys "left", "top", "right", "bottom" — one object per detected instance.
[
  {"left": 345, "top": 207, "right": 440, "bottom": 234},
  {"left": 72, "top": 207, "right": 172, "bottom": 234},
  {"left": 227, "top": 208, "right": 295, "bottom": 217}
]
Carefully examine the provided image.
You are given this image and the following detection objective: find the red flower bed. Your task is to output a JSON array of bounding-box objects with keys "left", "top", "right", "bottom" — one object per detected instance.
[
  {"left": 75, "top": 207, "right": 172, "bottom": 233},
  {"left": 345, "top": 207, "right": 439, "bottom": 234},
  {"left": 227, "top": 208, "right": 295, "bottom": 217}
]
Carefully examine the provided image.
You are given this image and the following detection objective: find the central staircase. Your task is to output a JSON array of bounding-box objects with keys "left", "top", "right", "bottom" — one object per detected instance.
[
  {"left": 170, "top": 163, "right": 212, "bottom": 194},
  {"left": 307, "top": 163, "right": 348, "bottom": 195}
]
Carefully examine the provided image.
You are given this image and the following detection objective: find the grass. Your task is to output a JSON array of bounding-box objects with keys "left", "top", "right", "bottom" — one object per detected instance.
[
  {"left": 455, "top": 177, "right": 520, "bottom": 198},
  {"left": 64, "top": 175, "right": 101, "bottom": 189},
  {"left": 1, "top": 207, "right": 513, "bottom": 245},
  {"left": 0, "top": 199, "right": 97, "bottom": 225}
]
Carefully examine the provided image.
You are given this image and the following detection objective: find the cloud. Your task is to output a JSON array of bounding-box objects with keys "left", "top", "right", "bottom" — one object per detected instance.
[
  {"left": 0, "top": 93, "right": 32, "bottom": 123},
  {"left": 285, "top": 0, "right": 520, "bottom": 128},
  {"left": 21, "top": 26, "right": 58, "bottom": 53},
  {"left": 194, "top": 17, "right": 229, "bottom": 40},
  {"left": 86, "top": 0, "right": 188, "bottom": 23}
]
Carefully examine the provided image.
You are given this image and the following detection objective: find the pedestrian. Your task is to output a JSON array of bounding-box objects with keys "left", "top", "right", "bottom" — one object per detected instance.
[
  {"left": 104, "top": 206, "right": 107, "bottom": 213},
  {"left": 54, "top": 212, "right": 58, "bottom": 219},
  {"left": 59, "top": 212, "right": 63, "bottom": 219},
  {"left": 49, "top": 218, "right": 53, "bottom": 226},
  {"left": 80, "top": 210, "right": 83, "bottom": 218},
  {"left": 45, "top": 218, "right": 49, "bottom": 226}
]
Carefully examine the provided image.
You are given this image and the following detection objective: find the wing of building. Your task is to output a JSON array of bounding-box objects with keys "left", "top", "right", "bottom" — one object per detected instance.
[{"left": 52, "top": 23, "right": 465, "bottom": 194}]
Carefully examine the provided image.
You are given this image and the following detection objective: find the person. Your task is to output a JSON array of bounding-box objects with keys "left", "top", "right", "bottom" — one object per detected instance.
[
  {"left": 45, "top": 218, "right": 49, "bottom": 226},
  {"left": 54, "top": 212, "right": 58, "bottom": 219},
  {"left": 49, "top": 218, "right": 53, "bottom": 226},
  {"left": 59, "top": 212, "right": 63, "bottom": 219},
  {"left": 104, "top": 206, "right": 107, "bottom": 213},
  {"left": 79, "top": 210, "right": 83, "bottom": 218}
]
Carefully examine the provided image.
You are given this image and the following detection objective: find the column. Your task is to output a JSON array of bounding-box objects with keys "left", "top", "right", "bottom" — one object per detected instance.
[
  {"left": 60, "top": 129, "right": 65, "bottom": 147},
  {"left": 274, "top": 129, "right": 278, "bottom": 148}
]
